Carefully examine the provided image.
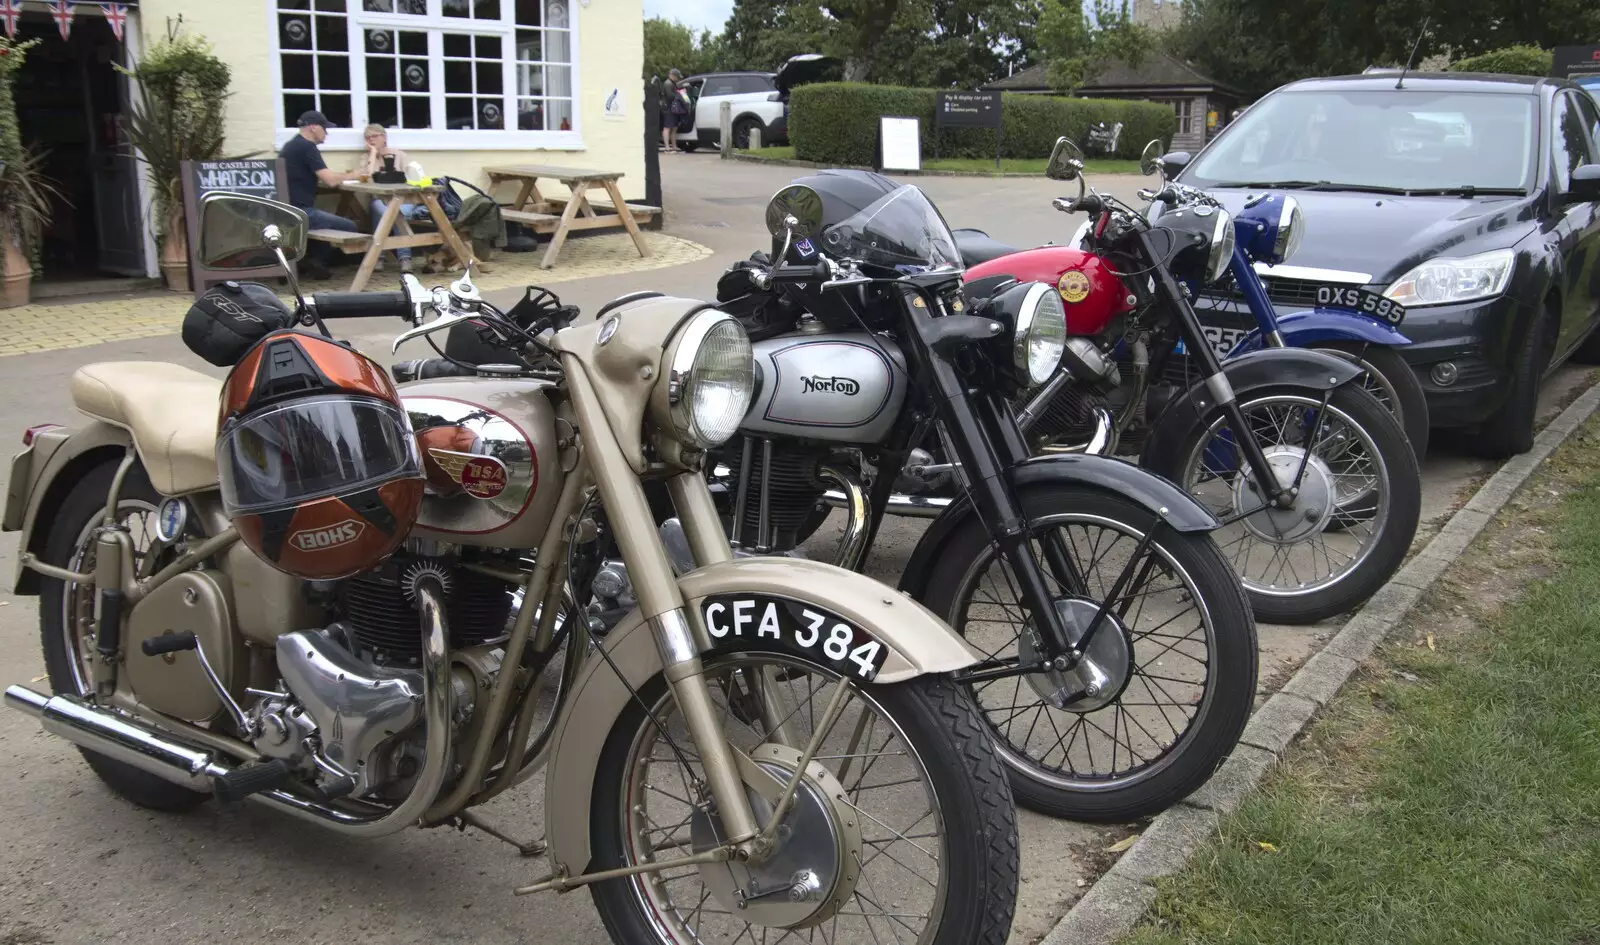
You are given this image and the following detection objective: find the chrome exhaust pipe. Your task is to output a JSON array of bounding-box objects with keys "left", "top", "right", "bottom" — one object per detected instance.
[
  {"left": 1039, "top": 405, "right": 1118, "bottom": 456},
  {"left": 822, "top": 489, "right": 952, "bottom": 519},
  {"left": 817, "top": 464, "right": 871, "bottom": 571}
]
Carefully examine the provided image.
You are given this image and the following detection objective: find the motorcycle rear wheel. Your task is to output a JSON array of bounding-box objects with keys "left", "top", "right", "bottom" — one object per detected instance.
[{"left": 918, "top": 486, "right": 1258, "bottom": 821}]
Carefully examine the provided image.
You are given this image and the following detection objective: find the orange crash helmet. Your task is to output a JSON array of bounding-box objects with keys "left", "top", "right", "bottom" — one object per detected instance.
[{"left": 216, "top": 329, "right": 423, "bottom": 580}]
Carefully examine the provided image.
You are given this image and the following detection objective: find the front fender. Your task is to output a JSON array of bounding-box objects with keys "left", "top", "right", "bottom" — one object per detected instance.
[
  {"left": 10, "top": 422, "right": 133, "bottom": 595},
  {"left": 1139, "top": 347, "right": 1364, "bottom": 471},
  {"left": 542, "top": 556, "right": 979, "bottom": 879},
  {"left": 897, "top": 453, "right": 1220, "bottom": 601},
  {"left": 1231, "top": 309, "right": 1411, "bottom": 355}
]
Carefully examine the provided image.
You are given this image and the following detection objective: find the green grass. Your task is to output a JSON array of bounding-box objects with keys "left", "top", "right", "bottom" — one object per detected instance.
[
  {"left": 1122, "top": 421, "right": 1600, "bottom": 945},
  {"left": 736, "top": 146, "right": 1141, "bottom": 176}
]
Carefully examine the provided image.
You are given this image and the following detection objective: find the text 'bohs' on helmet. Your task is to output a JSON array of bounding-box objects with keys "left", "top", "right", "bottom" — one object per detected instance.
[{"left": 216, "top": 329, "right": 423, "bottom": 580}]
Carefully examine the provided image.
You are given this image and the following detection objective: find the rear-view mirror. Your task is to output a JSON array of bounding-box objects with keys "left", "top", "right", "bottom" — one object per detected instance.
[
  {"left": 198, "top": 192, "right": 308, "bottom": 270},
  {"left": 1139, "top": 139, "right": 1164, "bottom": 177},
  {"left": 1046, "top": 137, "right": 1085, "bottom": 182}
]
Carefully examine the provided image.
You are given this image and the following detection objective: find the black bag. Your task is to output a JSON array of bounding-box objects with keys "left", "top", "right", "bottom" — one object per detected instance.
[
  {"left": 372, "top": 153, "right": 406, "bottom": 184},
  {"left": 182, "top": 280, "right": 296, "bottom": 367}
]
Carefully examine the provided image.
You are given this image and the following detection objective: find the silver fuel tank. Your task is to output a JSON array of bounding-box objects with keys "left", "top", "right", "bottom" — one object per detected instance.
[{"left": 737, "top": 331, "right": 907, "bottom": 445}]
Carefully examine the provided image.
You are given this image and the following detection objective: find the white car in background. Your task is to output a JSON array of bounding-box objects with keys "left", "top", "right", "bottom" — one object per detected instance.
[{"left": 678, "top": 54, "right": 838, "bottom": 151}]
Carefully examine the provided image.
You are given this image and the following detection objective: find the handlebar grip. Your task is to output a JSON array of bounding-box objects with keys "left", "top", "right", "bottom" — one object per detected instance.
[
  {"left": 770, "top": 260, "right": 828, "bottom": 284},
  {"left": 310, "top": 290, "right": 411, "bottom": 320},
  {"left": 141, "top": 631, "right": 198, "bottom": 657}
]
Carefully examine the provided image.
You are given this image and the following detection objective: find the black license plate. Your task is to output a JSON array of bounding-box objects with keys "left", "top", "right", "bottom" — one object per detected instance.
[
  {"left": 701, "top": 595, "right": 888, "bottom": 682},
  {"left": 1313, "top": 284, "right": 1406, "bottom": 325}
]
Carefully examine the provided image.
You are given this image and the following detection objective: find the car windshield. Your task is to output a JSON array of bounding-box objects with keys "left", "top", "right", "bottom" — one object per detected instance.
[
  {"left": 820, "top": 185, "right": 962, "bottom": 272},
  {"left": 1183, "top": 88, "right": 1537, "bottom": 193}
]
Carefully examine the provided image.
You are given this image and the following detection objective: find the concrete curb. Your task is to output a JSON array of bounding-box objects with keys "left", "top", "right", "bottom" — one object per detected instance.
[
  {"left": 724, "top": 152, "right": 1142, "bottom": 179},
  {"left": 1040, "top": 378, "right": 1600, "bottom": 945}
]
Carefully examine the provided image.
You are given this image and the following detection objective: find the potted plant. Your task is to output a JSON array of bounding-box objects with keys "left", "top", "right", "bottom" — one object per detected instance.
[
  {"left": 0, "top": 38, "right": 59, "bottom": 308},
  {"left": 120, "top": 29, "right": 233, "bottom": 292}
]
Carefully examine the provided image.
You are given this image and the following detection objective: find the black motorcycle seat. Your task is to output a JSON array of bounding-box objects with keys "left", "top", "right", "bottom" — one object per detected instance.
[{"left": 954, "top": 230, "right": 1019, "bottom": 267}]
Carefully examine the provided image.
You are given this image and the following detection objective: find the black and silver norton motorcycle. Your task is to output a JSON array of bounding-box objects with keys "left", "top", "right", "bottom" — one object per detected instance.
[{"left": 673, "top": 175, "right": 1261, "bottom": 821}]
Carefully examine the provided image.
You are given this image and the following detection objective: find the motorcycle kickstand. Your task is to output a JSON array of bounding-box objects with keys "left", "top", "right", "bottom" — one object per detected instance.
[{"left": 451, "top": 809, "right": 547, "bottom": 857}]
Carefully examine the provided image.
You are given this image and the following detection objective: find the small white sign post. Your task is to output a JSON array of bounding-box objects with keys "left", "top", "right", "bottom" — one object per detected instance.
[{"left": 879, "top": 116, "right": 922, "bottom": 172}]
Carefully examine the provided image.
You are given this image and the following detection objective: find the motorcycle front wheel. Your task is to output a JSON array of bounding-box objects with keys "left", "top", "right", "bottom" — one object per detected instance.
[
  {"left": 919, "top": 486, "right": 1259, "bottom": 821},
  {"left": 588, "top": 652, "right": 1019, "bottom": 945},
  {"left": 1145, "top": 384, "right": 1422, "bottom": 625}
]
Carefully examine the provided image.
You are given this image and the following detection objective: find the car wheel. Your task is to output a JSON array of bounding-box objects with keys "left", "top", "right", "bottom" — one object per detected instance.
[
  {"left": 1472, "top": 313, "right": 1553, "bottom": 459},
  {"left": 732, "top": 117, "right": 760, "bottom": 149}
]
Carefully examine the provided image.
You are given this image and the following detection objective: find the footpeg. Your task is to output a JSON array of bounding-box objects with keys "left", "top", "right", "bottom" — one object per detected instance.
[{"left": 213, "top": 759, "right": 294, "bottom": 804}]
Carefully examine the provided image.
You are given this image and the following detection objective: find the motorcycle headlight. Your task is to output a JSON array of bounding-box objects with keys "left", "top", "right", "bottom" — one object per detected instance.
[
  {"left": 664, "top": 309, "right": 755, "bottom": 449},
  {"left": 1235, "top": 193, "right": 1303, "bottom": 266},
  {"left": 1013, "top": 282, "right": 1068, "bottom": 386},
  {"left": 1206, "top": 208, "right": 1236, "bottom": 283},
  {"left": 1383, "top": 249, "right": 1515, "bottom": 307},
  {"left": 1274, "top": 196, "right": 1304, "bottom": 263}
]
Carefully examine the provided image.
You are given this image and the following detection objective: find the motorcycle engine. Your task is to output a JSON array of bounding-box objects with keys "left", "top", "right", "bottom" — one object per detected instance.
[{"left": 713, "top": 438, "right": 832, "bottom": 551}]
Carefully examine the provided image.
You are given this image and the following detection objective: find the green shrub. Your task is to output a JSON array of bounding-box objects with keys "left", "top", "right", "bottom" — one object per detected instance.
[
  {"left": 1448, "top": 45, "right": 1553, "bottom": 77},
  {"left": 789, "top": 82, "right": 1177, "bottom": 166}
]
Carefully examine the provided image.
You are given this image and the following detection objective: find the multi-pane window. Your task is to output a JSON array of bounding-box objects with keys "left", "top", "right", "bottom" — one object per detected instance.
[{"left": 275, "top": 0, "right": 577, "bottom": 143}]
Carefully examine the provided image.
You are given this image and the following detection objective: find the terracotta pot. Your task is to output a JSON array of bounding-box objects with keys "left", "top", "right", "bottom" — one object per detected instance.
[
  {"left": 1, "top": 233, "right": 30, "bottom": 309},
  {"left": 160, "top": 226, "right": 189, "bottom": 292}
]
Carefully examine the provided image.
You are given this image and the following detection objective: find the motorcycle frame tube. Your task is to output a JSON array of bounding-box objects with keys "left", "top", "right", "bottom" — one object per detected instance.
[
  {"left": 668, "top": 470, "right": 736, "bottom": 569},
  {"left": 560, "top": 358, "right": 761, "bottom": 848},
  {"left": 1228, "top": 244, "right": 1287, "bottom": 347}
]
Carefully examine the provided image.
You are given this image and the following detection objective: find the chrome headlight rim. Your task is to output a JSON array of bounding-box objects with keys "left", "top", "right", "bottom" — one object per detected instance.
[
  {"left": 666, "top": 308, "right": 754, "bottom": 450},
  {"left": 1206, "top": 208, "right": 1236, "bottom": 283},
  {"left": 1382, "top": 249, "right": 1516, "bottom": 308},
  {"left": 1274, "top": 196, "right": 1303, "bottom": 264},
  {"left": 1013, "top": 281, "right": 1068, "bottom": 387}
]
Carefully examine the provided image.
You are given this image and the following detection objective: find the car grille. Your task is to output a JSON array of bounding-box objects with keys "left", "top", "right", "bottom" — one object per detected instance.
[{"left": 1197, "top": 274, "right": 1342, "bottom": 309}]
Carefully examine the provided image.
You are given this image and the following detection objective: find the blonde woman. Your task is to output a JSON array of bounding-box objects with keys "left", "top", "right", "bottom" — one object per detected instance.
[{"left": 356, "top": 124, "right": 427, "bottom": 272}]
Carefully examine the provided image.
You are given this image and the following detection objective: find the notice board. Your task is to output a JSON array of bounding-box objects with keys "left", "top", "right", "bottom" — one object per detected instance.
[{"left": 180, "top": 158, "right": 291, "bottom": 297}]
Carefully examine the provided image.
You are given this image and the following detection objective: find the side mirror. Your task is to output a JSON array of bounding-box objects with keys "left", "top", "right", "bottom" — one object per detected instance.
[
  {"left": 198, "top": 193, "right": 308, "bottom": 270},
  {"left": 765, "top": 183, "right": 823, "bottom": 239},
  {"left": 1046, "top": 137, "right": 1085, "bottom": 182},
  {"left": 1139, "top": 139, "right": 1164, "bottom": 178},
  {"left": 1567, "top": 164, "right": 1600, "bottom": 203},
  {"left": 1157, "top": 151, "right": 1193, "bottom": 177}
]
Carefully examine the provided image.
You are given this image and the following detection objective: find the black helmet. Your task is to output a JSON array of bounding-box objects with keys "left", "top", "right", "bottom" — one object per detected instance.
[{"left": 765, "top": 169, "right": 899, "bottom": 262}]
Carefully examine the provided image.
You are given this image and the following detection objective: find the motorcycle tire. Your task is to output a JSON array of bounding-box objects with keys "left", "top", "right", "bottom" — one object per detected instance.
[
  {"left": 917, "top": 485, "right": 1258, "bottom": 821},
  {"left": 1145, "top": 383, "right": 1422, "bottom": 625},
  {"left": 1310, "top": 342, "right": 1429, "bottom": 461},
  {"left": 588, "top": 653, "right": 1019, "bottom": 945},
  {"left": 38, "top": 460, "right": 210, "bottom": 813}
]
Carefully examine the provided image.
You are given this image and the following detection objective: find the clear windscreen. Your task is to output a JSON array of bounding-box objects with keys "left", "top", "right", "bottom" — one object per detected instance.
[
  {"left": 820, "top": 185, "right": 962, "bottom": 273},
  {"left": 217, "top": 396, "right": 421, "bottom": 514}
]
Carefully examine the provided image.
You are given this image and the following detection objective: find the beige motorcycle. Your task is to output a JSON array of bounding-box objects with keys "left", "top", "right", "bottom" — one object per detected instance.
[{"left": 1, "top": 193, "right": 1018, "bottom": 945}]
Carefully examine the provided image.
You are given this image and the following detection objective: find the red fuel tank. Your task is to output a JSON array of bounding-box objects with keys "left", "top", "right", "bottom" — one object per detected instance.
[{"left": 966, "top": 245, "right": 1134, "bottom": 337}]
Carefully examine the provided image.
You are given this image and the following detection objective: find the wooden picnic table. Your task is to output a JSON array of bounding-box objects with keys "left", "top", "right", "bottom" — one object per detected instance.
[
  {"left": 484, "top": 164, "right": 658, "bottom": 269},
  {"left": 309, "top": 181, "right": 478, "bottom": 291}
]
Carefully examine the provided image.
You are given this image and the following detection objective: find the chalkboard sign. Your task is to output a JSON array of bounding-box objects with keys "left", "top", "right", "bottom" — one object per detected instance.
[
  {"left": 180, "top": 158, "right": 291, "bottom": 297},
  {"left": 190, "top": 159, "right": 280, "bottom": 199},
  {"left": 936, "top": 91, "right": 1002, "bottom": 129}
]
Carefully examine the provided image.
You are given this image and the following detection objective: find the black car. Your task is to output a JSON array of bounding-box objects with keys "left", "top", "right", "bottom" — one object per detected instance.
[{"left": 1167, "top": 72, "right": 1600, "bottom": 456}]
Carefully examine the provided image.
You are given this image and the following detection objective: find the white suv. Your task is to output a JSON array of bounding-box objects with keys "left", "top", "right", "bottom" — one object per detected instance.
[{"left": 677, "top": 55, "right": 838, "bottom": 151}]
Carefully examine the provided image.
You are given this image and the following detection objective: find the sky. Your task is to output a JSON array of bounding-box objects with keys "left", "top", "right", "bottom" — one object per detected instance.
[{"left": 643, "top": 0, "right": 737, "bottom": 34}]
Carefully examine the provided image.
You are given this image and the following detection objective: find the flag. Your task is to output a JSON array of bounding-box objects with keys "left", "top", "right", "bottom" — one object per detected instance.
[
  {"left": 98, "top": 2, "right": 128, "bottom": 42},
  {"left": 0, "top": 0, "right": 22, "bottom": 39},
  {"left": 48, "top": 1, "right": 77, "bottom": 41}
]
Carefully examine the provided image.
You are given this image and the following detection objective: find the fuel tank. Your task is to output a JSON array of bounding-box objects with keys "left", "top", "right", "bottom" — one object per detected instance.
[
  {"left": 736, "top": 331, "right": 907, "bottom": 445},
  {"left": 965, "top": 245, "right": 1134, "bottom": 336},
  {"left": 399, "top": 377, "right": 564, "bottom": 548}
]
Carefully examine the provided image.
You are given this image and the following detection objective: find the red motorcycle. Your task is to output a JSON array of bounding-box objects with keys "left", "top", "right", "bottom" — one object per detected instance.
[{"left": 946, "top": 139, "right": 1422, "bottom": 625}]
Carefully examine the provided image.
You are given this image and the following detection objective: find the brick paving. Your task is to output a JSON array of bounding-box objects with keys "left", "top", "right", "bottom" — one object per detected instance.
[{"left": 0, "top": 231, "right": 711, "bottom": 359}]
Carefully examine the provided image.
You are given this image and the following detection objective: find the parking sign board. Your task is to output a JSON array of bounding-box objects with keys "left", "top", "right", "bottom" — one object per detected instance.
[{"left": 936, "top": 91, "right": 1002, "bottom": 129}]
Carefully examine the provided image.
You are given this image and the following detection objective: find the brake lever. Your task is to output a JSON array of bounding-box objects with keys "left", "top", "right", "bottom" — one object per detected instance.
[{"left": 392, "top": 310, "right": 479, "bottom": 353}]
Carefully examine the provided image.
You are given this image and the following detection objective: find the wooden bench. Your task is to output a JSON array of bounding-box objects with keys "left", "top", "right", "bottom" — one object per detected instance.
[
  {"left": 307, "top": 228, "right": 373, "bottom": 252},
  {"left": 485, "top": 164, "right": 651, "bottom": 269}
]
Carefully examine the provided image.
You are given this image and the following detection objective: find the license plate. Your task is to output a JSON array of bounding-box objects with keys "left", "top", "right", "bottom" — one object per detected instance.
[
  {"left": 701, "top": 595, "right": 888, "bottom": 682},
  {"left": 1175, "top": 325, "right": 1250, "bottom": 359},
  {"left": 1313, "top": 284, "right": 1406, "bottom": 325}
]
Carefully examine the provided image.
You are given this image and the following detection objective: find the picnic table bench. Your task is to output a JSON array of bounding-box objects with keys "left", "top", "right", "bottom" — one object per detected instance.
[
  {"left": 485, "top": 164, "right": 658, "bottom": 269},
  {"left": 308, "top": 181, "right": 477, "bottom": 291}
]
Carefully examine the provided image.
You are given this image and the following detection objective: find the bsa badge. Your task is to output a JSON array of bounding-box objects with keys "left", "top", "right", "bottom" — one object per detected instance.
[
  {"left": 427, "top": 449, "right": 509, "bottom": 499},
  {"left": 1058, "top": 270, "right": 1092, "bottom": 304}
]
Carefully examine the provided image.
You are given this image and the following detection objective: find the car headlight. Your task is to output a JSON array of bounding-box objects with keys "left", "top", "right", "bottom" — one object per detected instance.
[
  {"left": 1383, "top": 249, "right": 1515, "bottom": 307},
  {"left": 665, "top": 310, "right": 755, "bottom": 449},
  {"left": 1014, "top": 282, "right": 1068, "bottom": 386},
  {"left": 1206, "top": 208, "right": 1236, "bottom": 283}
]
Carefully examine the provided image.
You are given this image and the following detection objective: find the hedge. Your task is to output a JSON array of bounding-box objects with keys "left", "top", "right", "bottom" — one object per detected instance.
[
  {"left": 1449, "top": 45, "right": 1553, "bottom": 77},
  {"left": 789, "top": 82, "right": 1178, "bottom": 166}
]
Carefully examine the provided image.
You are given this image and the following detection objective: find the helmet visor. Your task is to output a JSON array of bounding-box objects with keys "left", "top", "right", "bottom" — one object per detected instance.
[{"left": 218, "top": 396, "right": 421, "bottom": 515}]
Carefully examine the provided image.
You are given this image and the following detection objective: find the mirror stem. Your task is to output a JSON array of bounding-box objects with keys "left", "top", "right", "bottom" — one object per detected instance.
[{"left": 277, "top": 246, "right": 326, "bottom": 337}]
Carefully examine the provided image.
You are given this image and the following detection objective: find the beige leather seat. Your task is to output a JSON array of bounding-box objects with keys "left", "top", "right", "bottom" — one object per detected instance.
[{"left": 70, "top": 362, "right": 222, "bottom": 496}]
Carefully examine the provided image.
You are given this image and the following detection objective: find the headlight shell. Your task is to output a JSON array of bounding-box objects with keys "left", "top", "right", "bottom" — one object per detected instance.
[
  {"left": 1206, "top": 208, "right": 1236, "bottom": 283},
  {"left": 665, "top": 309, "right": 755, "bottom": 449},
  {"left": 1014, "top": 282, "right": 1069, "bottom": 387},
  {"left": 1383, "top": 249, "right": 1515, "bottom": 307}
]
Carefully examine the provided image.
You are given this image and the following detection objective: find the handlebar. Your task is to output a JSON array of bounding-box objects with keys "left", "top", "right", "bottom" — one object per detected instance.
[
  {"left": 309, "top": 290, "right": 411, "bottom": 320},
  {"left": 768, "top": 259, "right": 830, "bottom": 285}
]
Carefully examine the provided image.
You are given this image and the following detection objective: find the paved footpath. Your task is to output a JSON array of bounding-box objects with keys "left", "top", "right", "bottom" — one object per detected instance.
[{"left": 0, "top": 155, "right": 1589, "bottom": 945}]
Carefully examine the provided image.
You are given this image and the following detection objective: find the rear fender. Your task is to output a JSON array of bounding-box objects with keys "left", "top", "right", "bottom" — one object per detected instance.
[
  {"left": 10, "top": 422, "right": 133, "bottom": 595},
  {"left": 1139, "top": 347, "right": 1364, "bottom": 471},
  {"left": 1230, "top": 309, "right": 1411, "bottom": 356},
  {"left": 897, "top": 453, "right": 1220, "bottom": 601},
  {"left": 542, "top": 556, "right": 979, "bottom": 877}
]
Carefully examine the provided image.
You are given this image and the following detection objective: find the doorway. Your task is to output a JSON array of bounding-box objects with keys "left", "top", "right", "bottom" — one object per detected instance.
[{"left": 14, "top": 10, "right": 147, "bottom": 287}]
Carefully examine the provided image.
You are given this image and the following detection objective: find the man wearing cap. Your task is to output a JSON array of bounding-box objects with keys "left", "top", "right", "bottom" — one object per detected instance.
[{"left": 280, "top": 110, "right": 364, "bottom": 280}]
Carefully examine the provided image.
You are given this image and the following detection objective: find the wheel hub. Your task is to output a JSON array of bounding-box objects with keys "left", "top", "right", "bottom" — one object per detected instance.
[
  {"left": 1233, "top": 447, "right": 1336, "bottom": 543},
  {"left": 1018, "top": 598, "right": 1134, "bottom": 713},
  {"left": 688, "top": 743, "right": 862, "bottom": 929}
]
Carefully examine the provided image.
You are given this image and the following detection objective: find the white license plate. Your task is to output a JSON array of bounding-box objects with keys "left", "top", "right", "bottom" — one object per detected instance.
[{"left": 1175, "top": 326, "right": 1250, "bottom": 359}]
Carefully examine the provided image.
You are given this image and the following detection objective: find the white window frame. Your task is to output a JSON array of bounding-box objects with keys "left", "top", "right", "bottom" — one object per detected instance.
[{"left": 269, "top": 0, "right": 583, "bottom": 153}]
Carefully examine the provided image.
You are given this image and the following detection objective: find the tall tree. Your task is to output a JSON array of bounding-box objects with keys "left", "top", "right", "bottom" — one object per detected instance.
[
  {"left": 1037, "top": 0, "right": 1156, "bottom": 91},
  {"left": 642, "top": 17, "right": 718, "bottom": 78}
]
